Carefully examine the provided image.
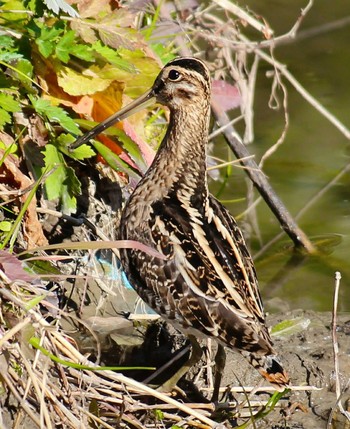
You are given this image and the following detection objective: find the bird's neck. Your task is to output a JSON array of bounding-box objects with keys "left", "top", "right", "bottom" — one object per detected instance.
[
  {"left": 147, "top": 104, "right": 211, "bottom": 203},
  {"left": 122, "top": 104, "right": 211, "bottom": 230}
]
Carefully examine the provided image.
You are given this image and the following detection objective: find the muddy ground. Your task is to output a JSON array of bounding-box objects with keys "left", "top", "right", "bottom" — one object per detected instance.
[
  {"left": 1, "top": 255, "right": 349, "bottom": 428},
  {"left": 61, "top": 268, "right": 350, "bottom": 429},
  {"left": 223, "top": 309, "right": 350, "bottom": 428},
  {"left": 2, "top": 172, "right": 349, "bottom": 428}
]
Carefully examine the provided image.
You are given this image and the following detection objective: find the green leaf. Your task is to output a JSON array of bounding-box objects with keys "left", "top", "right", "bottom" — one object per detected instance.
[
  {"left": 61, "top": 169, "right": 78, "bottom": 214},
  {"left": 0, "top": 0, "right": 28, "bottom": 23},
  {"left": 0, "top": 108, "right": 11, "bottom": 128},
  {"left": 0, "top": 89, "right": 22, "bottom": 129},
  {"left": 57, "top": 133, "right": 95, "bottom": 160},
  {"left": 92, "top": 140, "right": 140, "bottom": 179},
  {"left": 45, "top": 23, "right": 95, "bottom": 62},
  {"left": 43, "top": 144, "right": 66, "bottom": 200},
  {"left": 25, "top": 294, "right": 46, "bottom": 310},
  {"left": 55, "top": 30, "right": 75, "bottom": 63},
  {"left": 154, "top": 409, "right": 164, "bottom": 421},
  {"left": 117, "top": 49, "right": 160, "bottom": 97},
  {"left": 0, "top": 51, "right": 23, "bottom": 62},
  {"left": 37, "top": 39, "right": 54, "bottom": 58},
  {"left": 65, "top": 142, "right": 95, "bottom": 160},
  {"left": 0, "top": 139, "right": 17, "bottom": 166},
  {"left": 70, "top": 44, "right": 95, "bottom": 62},
  {"left": 271, "top": 317, "right": 311, "bottom": 337},
  {"left": 65, "top": 165, "right": 81, "bottom": 195},
  {"left": 0, "top": 35, "right": 15, "bottom": 50},
  {"left": 43, "top": 144, "right": 80, "bottom": 214},
  {"left": 104, "top": 126, "right": 145, "bottom": 167},
  {"left": 39, "top": 22, "right": 64, "bottom": 41},
  {"left": 27, "top": 0, "right": 45, "bottom": 15},
  {"left": 35, "top": 24, "right": 64, "bottom": 58},
  {"left": 92, "top": 41, "right": 134, "bottom": 71},
  {"left": 0, "top": 93, "right": 21, "bottom": 112},
  {"left": 14, "top": 59, "right": 34, "bottom": 81},
  {"left": 151, "top": 43, "right": 176, "bottom": 64},
  {"left": 24, "top": 258, "right": 61, "bottom": 276},
  {"left": 11, "top": 59, "right": 35, "bottom": 92},
  {"left": 0, "top": 221, "right": 12, "bottom": 232},
  {"left": 75, "top": 119, "right": 144, "bottom": 167},
  {"left": 29, "top": 95, "right": 80, "bottom": 134}
]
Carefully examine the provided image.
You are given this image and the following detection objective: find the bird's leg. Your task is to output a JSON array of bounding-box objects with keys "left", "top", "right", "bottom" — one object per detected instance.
[
  {"left": 211, "top": 344, "right": 226, "bottom": 403},
  {"left": 158, "top": 334, "right": 203, "bottom": 393}
]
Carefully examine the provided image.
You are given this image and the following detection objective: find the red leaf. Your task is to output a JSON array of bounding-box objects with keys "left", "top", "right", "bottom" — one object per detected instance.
[
  {"left": 211, "top": 80, "right": 241, "bottom": 112},
  {"left": 0, "top": 250, "right": 34, "bottom": 282}
]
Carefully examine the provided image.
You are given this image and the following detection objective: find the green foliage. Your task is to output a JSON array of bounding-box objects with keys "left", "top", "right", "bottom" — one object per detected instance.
[
  {"left": 0, "top": 221, "right": 12, "bottom": 232},
  {"left": 0, "top": 93, "right": 21, "bottom": 127},
  {"left": 42, "top": 144, "right": 81, "bottom": 214},
  {"left": 237, "top": 390, "right": 289, "bottom": 428},
  {"left": 271, "top": 317, "right": 311, "bottom": 336},
  {"left": 91, "top": 41, "right": 134, "bottom": 70},
  {"left": 28, "top": 95, "right": 80, "bottom": 134},
  {"left": 55, "top": 30, "right": 95, "bottom": 63},
  {"left": 57, "top": 133, "right": 95, "bottom": 160},
  {"left": 153, "top": 409, "right": 164, "bottom": 421},
  {"left": 0, "top": 0, "right": 172, "bottom": 239},
  {"left": 92, "top": 140, "right": 141, "bottom": 180}
]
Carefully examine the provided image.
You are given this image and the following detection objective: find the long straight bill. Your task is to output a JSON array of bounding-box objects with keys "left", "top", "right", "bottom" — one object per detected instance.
[{"left": 70, "top": 89, "right": 156, "bottom": 150}]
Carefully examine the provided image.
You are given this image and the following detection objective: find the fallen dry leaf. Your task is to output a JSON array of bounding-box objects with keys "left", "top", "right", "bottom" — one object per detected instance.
[
  {"left": 0, "top": 132, "right": 48, "bottom": 248},
  {"left": 0, "top": 250, "right": 34, "bottom": 282}
]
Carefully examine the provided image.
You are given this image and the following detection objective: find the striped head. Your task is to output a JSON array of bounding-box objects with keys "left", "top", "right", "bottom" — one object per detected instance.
[
  {"left": 70, "top": 57, "right": 212, "bottom": 150},
  {"left": 151, "top": 57, "right": 212, "bottom": 110}
]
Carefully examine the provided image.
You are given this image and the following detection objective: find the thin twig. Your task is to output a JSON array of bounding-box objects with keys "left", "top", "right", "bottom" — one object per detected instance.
[
  {"left": 212, "top": 0, "right": 274, "bottom": 38},
  {"left": 332, "top": 271, "right": 341, "bottom": 403},
  {"left": 327, "top": 272, "right": 350, "bottom": 427},
  {"left": 238, "top": 33, "right": 350, "bottom": 140},
  {"left": 196, "top": 10, "right": 350, "bottom": 141}
]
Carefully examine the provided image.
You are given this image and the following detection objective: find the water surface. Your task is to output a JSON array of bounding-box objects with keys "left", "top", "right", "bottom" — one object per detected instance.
[{"left": 210, "top": 0, "right": 350, "bottom": 311}]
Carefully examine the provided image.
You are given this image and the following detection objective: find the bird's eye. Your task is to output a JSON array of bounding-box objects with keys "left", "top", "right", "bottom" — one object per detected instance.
[{"left": 168, "top": 69, "right": 181, "bottom": 81}]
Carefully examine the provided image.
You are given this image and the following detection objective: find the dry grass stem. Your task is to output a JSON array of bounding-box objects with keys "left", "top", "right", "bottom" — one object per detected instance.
[
  {"left": 327, "top": 272, "right": 350, "bottom": 427},
  {"left": 1, "top": 270, "right": 299, "bottom": 427}
]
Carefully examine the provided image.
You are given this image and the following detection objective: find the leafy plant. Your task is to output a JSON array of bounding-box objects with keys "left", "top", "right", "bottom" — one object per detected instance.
[{"left": 0, "top": 0, "right": 170, "bottom": 243}]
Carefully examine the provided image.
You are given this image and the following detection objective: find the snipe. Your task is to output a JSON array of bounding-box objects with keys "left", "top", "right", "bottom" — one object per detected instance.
[{"left": 73, "top": 57, "right": 290, "bottom": 399}]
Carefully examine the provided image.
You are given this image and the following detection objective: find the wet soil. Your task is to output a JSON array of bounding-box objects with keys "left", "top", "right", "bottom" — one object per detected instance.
[
  {"left": 223, "top": 310, "right": 350, "bottom": 428},
  {"left": 4, "top": 167, "right": 348, "bottom": 428},
  {"left": 62, "top": 272, "right": 350, "bottom": 429}
]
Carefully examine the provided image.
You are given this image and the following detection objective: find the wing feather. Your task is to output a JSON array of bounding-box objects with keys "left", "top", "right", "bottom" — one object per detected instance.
[{"left": 120, "top": 194, "right": 273, "bottom": 353}]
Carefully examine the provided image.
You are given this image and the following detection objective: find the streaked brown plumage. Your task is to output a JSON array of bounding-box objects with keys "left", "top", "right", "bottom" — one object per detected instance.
[{"left": 74, "top": 57, "right": 290, "bottom": 394}]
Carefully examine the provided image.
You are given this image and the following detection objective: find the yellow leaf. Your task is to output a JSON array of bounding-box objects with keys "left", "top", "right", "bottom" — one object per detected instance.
[{"left": 57, "top": 66, "right": 112, "bottom": 96}]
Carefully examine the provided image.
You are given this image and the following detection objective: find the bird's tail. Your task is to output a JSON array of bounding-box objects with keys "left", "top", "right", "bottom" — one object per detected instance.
[{"left": 242, "top": 351, "right": 290, "bottom": 391}]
